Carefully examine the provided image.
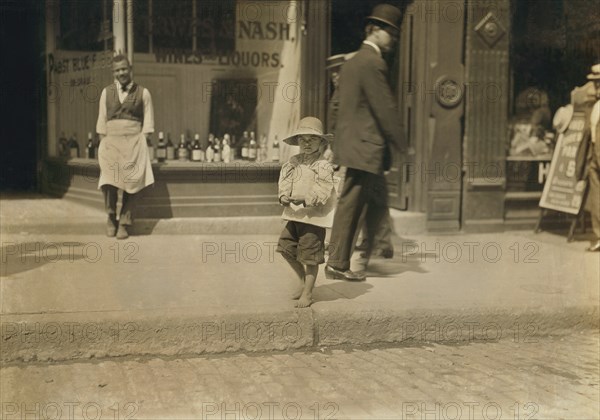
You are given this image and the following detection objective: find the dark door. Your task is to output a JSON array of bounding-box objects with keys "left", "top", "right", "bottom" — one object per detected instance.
[
  {"left": 398, "top": 0, "right": 466, "bottom": 229},
  {"left": 0, "top": 0, "right": 43, "bottom": 191}
]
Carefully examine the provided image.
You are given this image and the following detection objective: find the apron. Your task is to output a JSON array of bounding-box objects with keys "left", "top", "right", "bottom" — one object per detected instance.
[{"left": 98, "top": 119, "right": 154, "bottom": 193}]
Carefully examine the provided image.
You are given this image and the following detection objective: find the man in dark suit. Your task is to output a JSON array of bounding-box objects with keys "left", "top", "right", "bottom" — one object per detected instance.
[
  {"left": 575, "top": 64, "right": 600, "bottom": 252},
  {"left": 326, "top": 4, "right": 407, "bottom": 281},
  {"left": 326, "top": 51, "right": 396, "bottom": 259}
]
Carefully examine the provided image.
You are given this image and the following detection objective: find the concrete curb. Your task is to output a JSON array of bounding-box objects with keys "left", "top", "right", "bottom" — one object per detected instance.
[
  {"left": 0, "top": 309, "right": 314, "bottom": 363},
  {"left": 2, "top": 305, "right": 597, "bottom": 363},
  {"left": 0, "top": 217, "right": 286, "bottom": 236},
  {"left": 313, "top": 306, "right": 600, "bottom": 346},
  {"left": 0, "top": 210, "right": 427, "bottom": 236}
]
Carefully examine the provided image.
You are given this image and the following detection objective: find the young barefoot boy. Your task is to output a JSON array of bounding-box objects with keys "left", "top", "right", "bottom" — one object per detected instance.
[{"left": 277, "top": 117, "right": 336, "bottom": 307}]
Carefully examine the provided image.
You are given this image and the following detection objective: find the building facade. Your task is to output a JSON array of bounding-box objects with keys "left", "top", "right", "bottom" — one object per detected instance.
[{"left": 41, "top": 0, "right": 600, "bottom": 230}]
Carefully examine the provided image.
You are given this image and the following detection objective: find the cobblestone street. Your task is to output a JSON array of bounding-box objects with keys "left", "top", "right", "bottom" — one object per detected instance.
[{"left": 2, "top": 331, "right": 598, "bottom": 419}]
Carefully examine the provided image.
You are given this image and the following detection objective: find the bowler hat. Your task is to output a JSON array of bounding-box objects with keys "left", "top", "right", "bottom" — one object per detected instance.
[
  {"left": 552, "top": 104, "right": 574, "bottom": 134},
  {"left": 587, "top": 63, "right": 600, "bottom": 80},
  {"left": 282, "top": 117, "right": 333, "bottom": 146},
  {"left": 366, "top": 3, "right": 402, "bottom": 31}
]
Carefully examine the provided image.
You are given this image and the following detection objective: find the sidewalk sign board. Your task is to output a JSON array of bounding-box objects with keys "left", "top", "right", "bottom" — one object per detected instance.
[{"left": 539, "top": 111, "right": 587, "bottom": 215}]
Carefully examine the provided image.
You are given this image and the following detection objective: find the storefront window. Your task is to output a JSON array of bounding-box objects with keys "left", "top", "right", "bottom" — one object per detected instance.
[
  {"left": 133, "top": 0, "right": 150, "bottom": 53},
  {"left": 133, "top": 0, "right": 235, "bottom": 54},
  {"left": 59, "top": 0, "right": 105, "bottom": 51},
  {"left": 511, "top": 0, "right": 599, "bottom": 112},
  {"left": 509, "top": 0, "right": 599, "bottom": 158},
  {"left": 49, "top": 0, "right": 303, "bottom": 163},
  {"left": 153, "top": 0, "right": 193, "bottom": 50},
  {"left": 196, "top": 0, "right": 236, "bottom": 55}
]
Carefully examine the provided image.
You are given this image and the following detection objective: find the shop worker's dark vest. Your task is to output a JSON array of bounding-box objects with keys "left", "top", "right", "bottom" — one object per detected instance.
[{"left": 106, "top": 83, "right": 144, "bottom": 123}]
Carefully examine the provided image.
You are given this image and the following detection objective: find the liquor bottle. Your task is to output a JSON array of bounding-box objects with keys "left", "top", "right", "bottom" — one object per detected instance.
[
  {"left": 85, "top": 132, "right": 94, "bottom": 159},
  {"left": 178, "top": 134, "right": 189, "bottom": 161},
  {"left": 241, "top": 131, "right": 249, "bottom": 160},
  {"left": 200, "top": 133, "right": 209, "bottom": 154},
  {"left": 156, "top": 131, "right": 167, "bottom": 162},
  {"left": 205, "top": 134, "right": 215, "bottom": 162},
  {"left": 230, "top": 134, "right": 237, "bottom": 160},
  {"left": 191, "top": 134, "right": 203, "bottom": 162},
  {"left": 271, "top": 134, "right": 280, "bottom": 162},
  {"left": 69, "top": 133, "right": 80, "bottom": 158},
  {"left": 146, "top": 135, "right": 155, "bottom": 162},
  {"left": 259, "top": 133, "right": 268, "bottom": 162},
  {"left": 186, "top": 132, "right": 193, "bottom": 155},
  {"left": 248, "top": 131, "right": 257, "bottom": 161},
  {"left": 222, "top": 134, "right": 231, "bottom": 163},
  {"left": 214, "top": 138, "right": 222, "bottom": 162},
  {"left": 58, "top": 132, "right": 69, "bottom": 157},
  {"left": 94, "top": 134, "right": 99, "bottom": 159},
  {"left": 166, "top": 133, "right": 175, "bottom": 160}
]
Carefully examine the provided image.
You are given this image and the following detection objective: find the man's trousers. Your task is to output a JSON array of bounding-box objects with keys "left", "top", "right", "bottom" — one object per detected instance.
[
  {"left": 327, "top": 168, "right": 388, "bottom": 270},
  {"left": 102, "top": 185, "right": 138, "bottom": 226},
  {"left": 587, "top": 141, "right": 600, "bottom": 239}
]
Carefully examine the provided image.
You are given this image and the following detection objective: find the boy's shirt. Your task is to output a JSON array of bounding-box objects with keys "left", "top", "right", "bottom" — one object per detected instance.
[{"left": 278, "top": 154, "right": 338, "bottom": 228}]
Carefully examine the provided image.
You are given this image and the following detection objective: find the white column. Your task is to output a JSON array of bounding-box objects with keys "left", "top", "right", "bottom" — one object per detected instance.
[
  {"left": 113, "top": 0, "right": 126, "bottom": 54},
  {"left": 127, "top": 0, "right": 134, "bottom": 64}
]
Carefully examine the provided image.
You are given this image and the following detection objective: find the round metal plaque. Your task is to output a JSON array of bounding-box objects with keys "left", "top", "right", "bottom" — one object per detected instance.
[{"left": 435, "top": 76, "right": 463, "bottom": 108}]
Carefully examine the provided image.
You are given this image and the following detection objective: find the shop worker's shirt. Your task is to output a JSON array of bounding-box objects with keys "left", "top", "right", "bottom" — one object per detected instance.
[
  {"left": 592, "top": 100, "right": 599, "bottom": 144},
  {"left": 96, "top": 81, "right": 155, "bottom": 135}
]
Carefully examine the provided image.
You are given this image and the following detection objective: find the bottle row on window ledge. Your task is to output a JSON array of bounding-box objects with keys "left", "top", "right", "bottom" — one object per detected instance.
[{"left": 56, "top": 130, "right": 282, "bottom": 164}]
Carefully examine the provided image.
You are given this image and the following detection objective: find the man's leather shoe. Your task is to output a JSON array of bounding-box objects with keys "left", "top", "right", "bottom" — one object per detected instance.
[
  {"left": 106, "top": 217, "right": 117, "bottom": 237},
  {"left": 116, "top": 224, "right": 129, "bottom": 240},
  {"left": 355, "top": 239, "right": 368, "bottom": 252},
  {"left": 325, "top": 265, "right": 366, "bottom": 281},
  {"left": 586, "top": 240, "right": 600, "bottom": 252}
]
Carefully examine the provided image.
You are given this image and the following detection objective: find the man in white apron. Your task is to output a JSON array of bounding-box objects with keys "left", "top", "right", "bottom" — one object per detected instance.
[{"left": 96, "top": 54, "right": 154, "bottom": 239}]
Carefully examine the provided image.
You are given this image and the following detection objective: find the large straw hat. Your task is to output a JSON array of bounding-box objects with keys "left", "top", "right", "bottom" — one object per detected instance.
[
  {"left": 282, "top": 117, "right": 333, "bottom": 146},
  {"left": 552, "top": 104, "right": 574, "bottom": 134}
]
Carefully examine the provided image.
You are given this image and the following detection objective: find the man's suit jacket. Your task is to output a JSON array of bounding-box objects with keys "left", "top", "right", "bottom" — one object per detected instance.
[{"left": 333, "top": 43, "right": 406, "bottom": 175}]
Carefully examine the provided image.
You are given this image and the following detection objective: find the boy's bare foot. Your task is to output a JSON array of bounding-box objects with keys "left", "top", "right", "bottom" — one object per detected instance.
[
  {"left": 291, "top": 275, "right": 305, "bottom": 299},
  {"left": 291, "top": 288, "right": 303, "bottom": 299},
  {"left": 295, "top": 293, "right": 313, "bottom": 308}
]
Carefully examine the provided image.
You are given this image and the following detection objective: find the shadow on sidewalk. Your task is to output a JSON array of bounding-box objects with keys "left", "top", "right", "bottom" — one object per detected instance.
[
  {"left": 313, "top": 281, "right": 373, "bottom": 302},
  {"left": 130, "top": 219, "right": 161, "bottom": 236},
  {"left": 0, "top": 192, "right": 56, "bottom": 200},
  {"left": 130, "top": 181, "right": 173, "bottom": 236},
  {"left": 365, "top": 257, "right": 429, "bottom": 277},
  {"left": 1, "top": 241, "right": 88, "bottom": 277}
]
